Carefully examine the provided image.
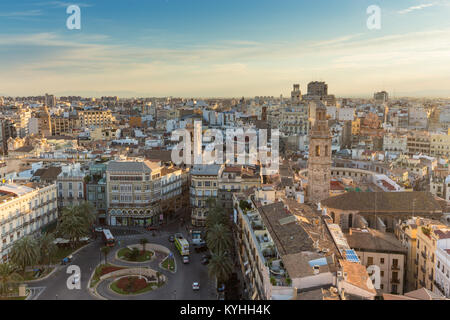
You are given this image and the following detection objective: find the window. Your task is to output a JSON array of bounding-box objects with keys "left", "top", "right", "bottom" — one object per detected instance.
[
  {"left": 367, "top": 257, "right": 374, "bottom": 266},
  {"left": 315, "top": 145, "right": 320, "bottom": 157},
  {"left": 380, "top": 258, "right": 385, "bottom": 264}
]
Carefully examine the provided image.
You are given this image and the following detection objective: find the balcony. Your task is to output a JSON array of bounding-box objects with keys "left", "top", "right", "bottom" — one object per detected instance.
[
  {"left": 419, "top": 280, "right": 426, "bottom": 287},
  {"left": 391, "top": 265, "right": 401, "bottom": 271},
  {"left": 420, "top": 266, "right": 426, "bottom": 274},
  {"left": 414, "top": 258, "right": 418, "bottom": 265},
  {"left": 391, "top": 278, "right": 400, "bottom": 284},
  {"left": 421, "top": 251, "right": 427, "bottom": 259},
  {"left": 429, "top": 274, "right": 434, "bottom": 281}
]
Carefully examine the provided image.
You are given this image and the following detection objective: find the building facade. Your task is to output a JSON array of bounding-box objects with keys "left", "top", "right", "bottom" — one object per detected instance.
[{"left": 0, "top": 182, "right": 58, "bottom": 261}]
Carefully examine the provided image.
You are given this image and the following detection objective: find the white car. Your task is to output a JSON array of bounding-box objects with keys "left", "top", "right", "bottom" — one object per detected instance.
[
  {"left": 192, "top": 282, "right": 200, "bottom": 291},
  {"left": 183, "top": 256, "right": 190, "bottom": 264}
]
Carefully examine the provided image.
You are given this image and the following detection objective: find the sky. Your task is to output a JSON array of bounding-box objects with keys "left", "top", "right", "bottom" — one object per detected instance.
[{"left": 0, "top": 0, "right": 450, "bottom": 98}]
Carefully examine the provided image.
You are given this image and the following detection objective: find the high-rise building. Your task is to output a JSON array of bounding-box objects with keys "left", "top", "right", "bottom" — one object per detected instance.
[
  {"left": 307, "top": 102, "right": 331, "bottom": 204},
  {"left": 45, "top": 93, "right": 56, "bottom": 108},
  {"left": 308, "top": 81, "right": 328, "bottom": 97},
  {"left": 374, "top": 91, "right": 389, "bottom": 103}
]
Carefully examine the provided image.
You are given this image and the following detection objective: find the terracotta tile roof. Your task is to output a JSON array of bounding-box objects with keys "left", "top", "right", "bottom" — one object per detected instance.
[{"left": 322, "top": 192, "right": 442, "bottom": 215}]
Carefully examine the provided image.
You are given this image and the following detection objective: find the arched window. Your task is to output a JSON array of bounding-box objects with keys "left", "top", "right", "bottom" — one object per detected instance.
[{"left": 316, "top": 145, "right": 320, "bottom": 157}]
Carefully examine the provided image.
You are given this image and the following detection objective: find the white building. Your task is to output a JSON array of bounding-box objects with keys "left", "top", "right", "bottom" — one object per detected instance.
[
  {"left": 435, "top": 230, "right": 450, "bottom": 298},
  {"left": 0, "top": 182, "right": 58, "bottom": 261}
]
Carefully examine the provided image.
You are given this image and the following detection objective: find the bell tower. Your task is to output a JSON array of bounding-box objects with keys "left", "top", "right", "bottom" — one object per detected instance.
[{"left": 307, "top": 102, "right": 332, "bottom": 204}]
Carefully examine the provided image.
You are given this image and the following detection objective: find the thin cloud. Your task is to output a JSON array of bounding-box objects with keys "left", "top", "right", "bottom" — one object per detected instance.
[
  {"left": 398, "top": 3, "right": 435, "bottom": 14},
  {"left": 36, "top": 1, "right": 93, "bottom": 8},
  {"left": 0, "top": 10, "right": 43, "bottom": 17}
]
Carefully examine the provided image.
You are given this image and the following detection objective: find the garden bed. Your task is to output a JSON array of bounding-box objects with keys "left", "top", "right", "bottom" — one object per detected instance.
[
  {"left": 117, "top": 248, "right": 154, "bottom": 262},
  {"left": 110, "top": 276, "right": 155, "bottom": 295},
  {"left": 160, "top": 256, "right": 175, "bottom": 272},
  {"left": 90, "top": 264, "right": 126, "bottom": 288}
]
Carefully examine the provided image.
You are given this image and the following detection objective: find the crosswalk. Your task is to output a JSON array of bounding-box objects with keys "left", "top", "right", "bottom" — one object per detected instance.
[{"left": 26, "top": 287, "right": 46, "bottom": 300}]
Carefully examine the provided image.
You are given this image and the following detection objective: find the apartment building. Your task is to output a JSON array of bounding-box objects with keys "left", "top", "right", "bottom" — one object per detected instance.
[
  {"left": 280, "top": 105, "right": 309, "bottom": 136},
  {"left": 86, "top": 163, "right": 107, "bottom": 225},
  {"left": 416, "top": 222, "right": 449, "bottom": 292},
  {"left": 190, "top": 165, "right": 221, "bottom": 227},
  {"left": 51, "top": 115, "right": 80, "bottom": 136},
  {"left": 160, "top": 165, "right": 187, "bottom": 223},
  {"left": 106, "top": 160, "right": 163, "bottom": 227},
  {"left": 217, "top": 165, "right": 262, "bottom": 214},
  {"left": 57, "top": 163, "right": 86, "bottom": 209},
  {"left": 407, "top": 131, "right": 431, "bottom": 156},
  {"left": 79, "top": 109, "right": 114, "bottom": 129},
  {"left": 395, "top": 218, "right": 419, "bottom": 292},
  {"left": 434, "top": 229, "right": 450, "bottom": 298},
  {"left": 383, "top": 134, "right": 408, "bottom": 153},
  {"left": 0, "top": 182, "right": 58, "bottom": 261},
  {"left": 430, "top": 133, "right": 450, "bottom": 157},
  {"left": 346, "top": 228, "right": 407, "bottom": 295}
]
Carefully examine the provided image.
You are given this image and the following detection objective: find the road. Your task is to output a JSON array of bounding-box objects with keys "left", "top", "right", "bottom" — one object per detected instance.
[{"left": 31, "top": 223, "right": 215, "bottom": 300}]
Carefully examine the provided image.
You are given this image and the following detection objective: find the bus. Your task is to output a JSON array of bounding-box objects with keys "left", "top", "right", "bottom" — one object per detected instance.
[
  {"left": 174, "top": 233, "right": 189, "bottom": 256},
  {"left": 102, "top": 229, "right": 115, "bottom": 247}
]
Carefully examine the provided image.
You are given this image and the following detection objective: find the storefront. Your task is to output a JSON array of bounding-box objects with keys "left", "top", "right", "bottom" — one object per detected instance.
[{"left": 108, "top": 207, "right": 162, "bottom": 227}]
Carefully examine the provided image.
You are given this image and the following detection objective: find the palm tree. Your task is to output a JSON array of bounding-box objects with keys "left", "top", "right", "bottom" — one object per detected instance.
[
  {"left": 0, "top": 263, "right": 22, "bottom": 297},
  {"left": 101, "top": 246, "right": 111, "bottom": 265},
  {"left": 140, "top": 238, "right": 149, "bottom": 254},
  {"left": 208, "top": 251, "right": 233, "bottom": 286},
  {"left": 56, "top": 207, "right": 88, "bottom": 248},
  {"left": 38, "top": 233, "right": 57, "bottom": 268},
  {"left": 206, "top": 223, "right": 232, "bottom": 255},
  {"left": 77, "top": 201, "right": 96, "bottom": 229},
  {"left": 9, "top": 236, "right": 40, "bottom": 275}
]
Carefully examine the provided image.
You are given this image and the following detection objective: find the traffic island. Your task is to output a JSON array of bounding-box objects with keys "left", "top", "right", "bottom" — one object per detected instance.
[
  {"left": 109, "top": 275, "right": 165, "bottom": 295},
  {"left": 160, "top": 256, "right": 176, "bottom": 273},
  {"left": 116, "top": 247, "right": 154, "bottom": 263}
]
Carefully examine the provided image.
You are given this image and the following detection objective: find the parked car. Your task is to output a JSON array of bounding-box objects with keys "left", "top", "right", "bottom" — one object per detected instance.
[
  {"left": 192, "top": 282, "right": 200, "bottom": 291},
  {"left": 146, "top": 226, "right": 158, "bottom": 231},
  {"left": 183, "top": 256, "right": 190, "bottom": 264},
  {"left": 94, "top": 227, "right": 103, "bottom": 233},
  {"left": 201, "top": 257, "right": 210, "bottom": 265},
  {"left": 168, "top": 235, "right": 175, "bottom": 243}
]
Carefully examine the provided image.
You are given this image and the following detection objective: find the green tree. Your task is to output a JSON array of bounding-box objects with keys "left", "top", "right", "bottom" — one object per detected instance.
[
  {"left": 101, "top": 246, "right": 111, "bottom": 265},
  {"left": 140, "top": 238, "right": 149, "bottom": 254},
  {"left": 56, "top": 206, "right": 89, "bottom": 247},
  {"left": 77, "top": 201, "right": 96, "bottom": 229},
  {"left": 9, "top": 236, "right": 40, "bottom": 275},
  {"left": 0, "top": 263, "right": 22, "bottom": 297},
  {"left": 38, "top": 233, "right": 57, "bottom": 267},
  {"left": 206, "top": 223, "right": 232, "bottom": 255},
  {"left": 208, "top": 251, "right": 233, "bottom": 285},
  {"left": 205, "top": 198, "right": 229, "bottom": 230}
]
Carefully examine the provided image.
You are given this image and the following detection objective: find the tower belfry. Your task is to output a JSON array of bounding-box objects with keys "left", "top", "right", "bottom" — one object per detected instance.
[{"left": 307, "top": 101, "right": 332, "bottom": 204}]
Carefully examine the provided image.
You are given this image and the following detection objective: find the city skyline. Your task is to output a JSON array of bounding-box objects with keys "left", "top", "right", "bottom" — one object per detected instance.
[{"left": 0, "top": 0, "right": 450, "bottom": 98}]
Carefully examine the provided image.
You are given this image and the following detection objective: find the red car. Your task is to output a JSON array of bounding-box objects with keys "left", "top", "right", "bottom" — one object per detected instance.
[{"left": 146, "top": 226, "right": 158, "bottom": 231}]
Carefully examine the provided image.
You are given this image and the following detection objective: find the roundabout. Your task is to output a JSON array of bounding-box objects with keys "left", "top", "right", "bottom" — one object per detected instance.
[{"left": 90, "top": 241, "right": 172, "bottom": 300}]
